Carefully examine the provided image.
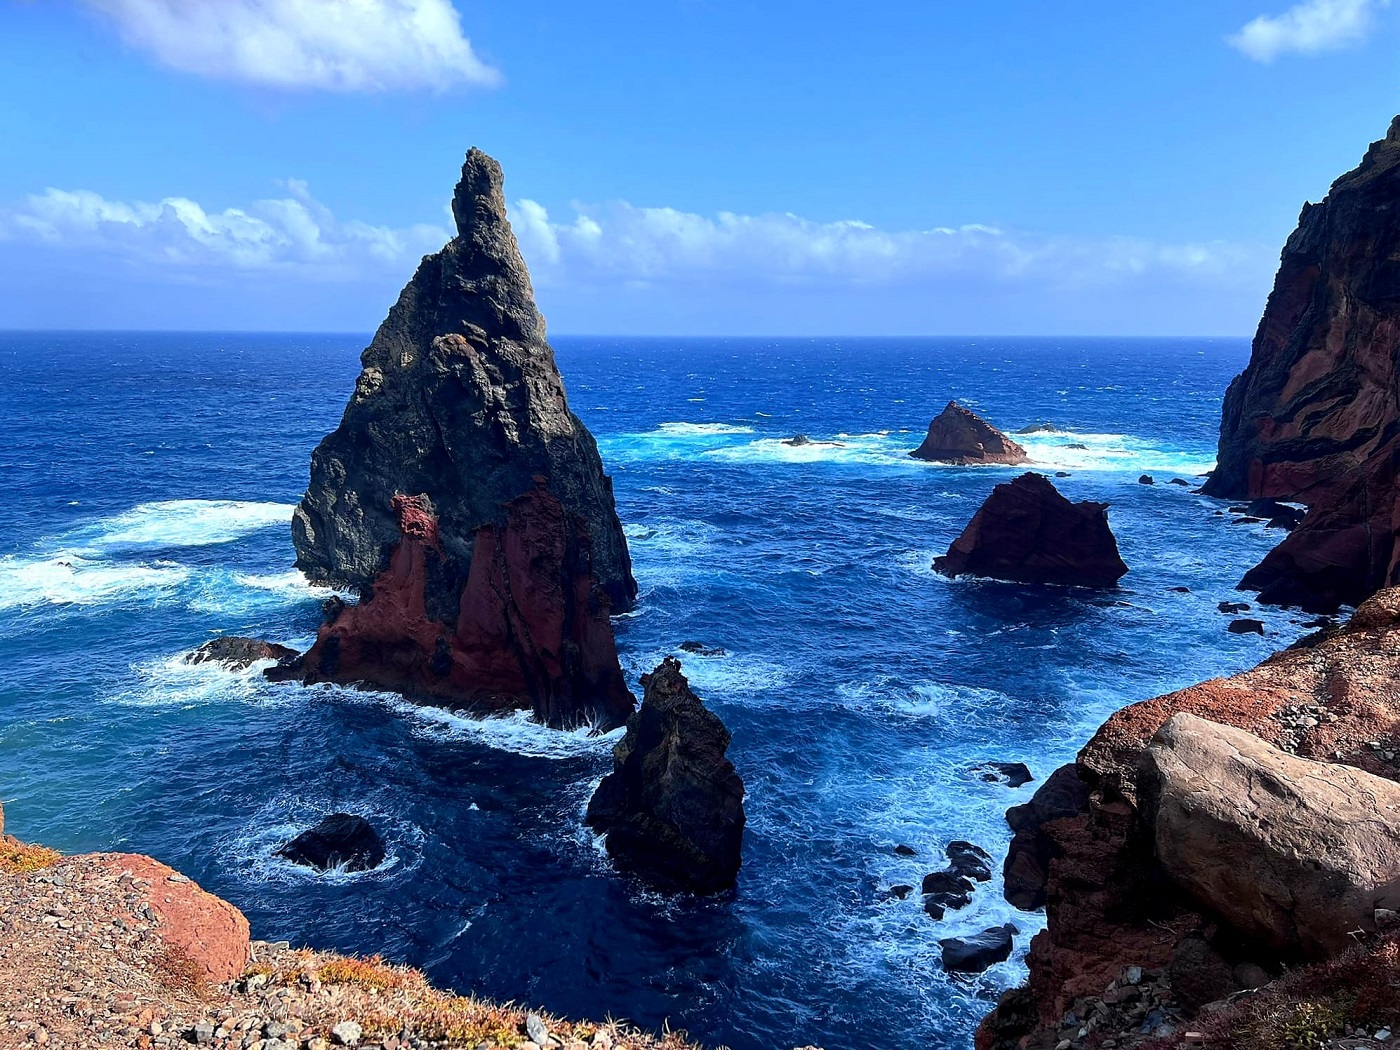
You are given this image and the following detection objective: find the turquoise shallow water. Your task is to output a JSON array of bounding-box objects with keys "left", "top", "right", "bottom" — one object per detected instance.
[{"left": 0, "top": 333, "right": 1301, "bottom": 1050}]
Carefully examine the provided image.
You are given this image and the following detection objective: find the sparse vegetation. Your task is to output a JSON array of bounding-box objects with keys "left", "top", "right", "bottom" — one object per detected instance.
[{"left": 0, "top": 840, "right": 61, "bottom": 875}]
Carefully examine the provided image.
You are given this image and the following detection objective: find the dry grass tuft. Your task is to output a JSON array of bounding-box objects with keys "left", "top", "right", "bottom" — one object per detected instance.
[
  {"left": 0, "top": 840, "right": 62, "bottom": 875},
  {"left": 152, "top": 942, "right": 209, "bottom": 999},
  {"left": 317, "top": 954, "right": 424, "bottom": 994}
]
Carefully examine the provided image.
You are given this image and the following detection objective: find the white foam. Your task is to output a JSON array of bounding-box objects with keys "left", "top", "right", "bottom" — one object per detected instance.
[
  {"left": 225, "top": 797, "right": 420, "bottom": 886},
  {"left": 379, "top": 697, "right": 624, "bottom": 759},
  {"left": 653, "top": 421, "right": 754, "bottom": 436},
  {"left": 77, "top": 499, "right": 294, "bottom": 550},
  {"left": 188, "top": 569, "right": 338, "bottom": 616},
  {"left": 1015, "top": 431, "right": 1213, "bottom": 476},
  {"left": 109, "top": 649, "right": 297, "bottom": 709},
  {"left": 0, "top": 554, "right": 191, "bottom": 611}
]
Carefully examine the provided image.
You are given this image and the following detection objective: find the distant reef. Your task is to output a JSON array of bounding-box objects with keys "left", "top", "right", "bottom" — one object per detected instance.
[
  {"left": 284, "top": 148, "right": 636, "bottom": 731},
  {"left": 1205, "top": 116, "right": 1400, "bottom": 612},
  {"left": 910, "top": 401, "right": 1029, "bottom": 465}
]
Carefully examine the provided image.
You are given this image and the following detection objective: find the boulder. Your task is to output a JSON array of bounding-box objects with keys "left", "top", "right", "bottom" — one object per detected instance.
[
  {"left": 1204, "top": 116, "right": 1400, "bottom": 611},
  {"left": 1227, "top": 618, "right": 1265, "bottom": 635},
  {"left": 910, "top": 402, "right": 1029, "bottom": 465},
  {"left": 586, "top": 658, "right": 745, "bottom": 893},
  {"left": 276, "top": 814, "right": 386, "bottom": 873},
  {"left": 934, "top": 472, "right": 1129, "bottom": 588},
  {"left": 783, "top": 434, "right": 811, "bottom": 446},
  {"left": 941, "top": 924, "right": 1018, "bottom": 973},
  {"left": 947, "top": 841, "right": 994, "bottom": 882},
  {"left": 1138, "top": 475, "right": 1155, "bottom": 486},
  {"left": 1218, "top": 601, "right": 1251, "bottom": 614},
  {"left": 679, "top": 641, "right": 728, "bottom": 656},
  {"left": 186, "top": 637, "right": 298, "bottom": 672},
  {"left": 94, "top": 854, "right": 250, "bottom": 984},
  {"left": 1141, "top": 713, "right": 1400, "bottom": 957},
  {"left": 1016, "top": 422, "right": 1058, "bottom": 434},
  {"left": 287, "top": 147, "right": 636, "bottom": 728}
]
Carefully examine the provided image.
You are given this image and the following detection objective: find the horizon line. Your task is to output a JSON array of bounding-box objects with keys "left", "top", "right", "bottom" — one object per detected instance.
[{"left": 0, "top": 328, "right": 1256, "bottom": 341}]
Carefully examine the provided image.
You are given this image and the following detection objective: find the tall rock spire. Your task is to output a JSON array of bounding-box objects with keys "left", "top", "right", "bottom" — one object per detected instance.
[{"left": 286, "top": 148, "right": 636, "bottom": 729}]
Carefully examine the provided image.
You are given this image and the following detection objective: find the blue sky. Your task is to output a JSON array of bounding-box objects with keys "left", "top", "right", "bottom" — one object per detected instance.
[{"left": 2, "top": 0, "right": 1398, "bottom": 335}]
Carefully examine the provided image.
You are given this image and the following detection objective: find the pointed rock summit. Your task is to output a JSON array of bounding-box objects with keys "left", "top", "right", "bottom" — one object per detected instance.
[
  {"left": 586, "top": 658, "right": 746, "bottom": 894},
  {"left": 287, "top": 148, "right": 636, "bottom": 730},
  {"left": 1205, "top": 116, "right": 1400, "bottom": 611},
  {"left": 934, "top": 472, "right": 1128, "bottom": 588},
  {"left": 910, "top": 401, "right": 1028, "bottom": 465}
]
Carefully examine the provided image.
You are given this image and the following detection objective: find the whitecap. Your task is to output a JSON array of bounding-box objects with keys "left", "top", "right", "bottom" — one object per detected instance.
[
  {"left": 73, "top": 499, "right": 295, "bottom": 550},
  {"left": 376, "top": 696, "right": 623, "bottom": 759},
  {"left": 225, "top": 797, "right": 421, "bottom": 886},
  {"left": 0, "top": 554, "right": 191, "bottom": 611},
  {"left": 108, "top": 649, "right": 300, "bottom": 709},
  {"left": 1016, "top": 430, "right": 1214, "bottom": 477}
]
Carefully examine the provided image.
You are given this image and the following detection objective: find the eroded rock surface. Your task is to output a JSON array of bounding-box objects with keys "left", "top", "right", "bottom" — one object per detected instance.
[
  {"left": 285, "top": 148, "right": 635, "bottom": 729},
  {"left": 934, "top": 472, "right": 1128, "bottom": 588},
  {"left": 586, "top": 658, "right": 746, "bottom": 893},
  {"left": 1205, "top": 116, "right": 1400, "bottom": 611}
]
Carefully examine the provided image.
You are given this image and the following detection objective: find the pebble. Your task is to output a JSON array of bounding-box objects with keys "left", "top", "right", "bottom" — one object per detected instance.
[{"left": 332, "top": 1020, "right": 364, "bottom": 1046}]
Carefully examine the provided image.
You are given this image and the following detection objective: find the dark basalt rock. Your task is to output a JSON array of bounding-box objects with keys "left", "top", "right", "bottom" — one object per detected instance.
[
  {"left": 1204, "top": 116, "right": 1400, "bottom": 611},
  {"left": 1218, "top": 601, "right": 1251, "bottom": 614},
  {"left": 285, "top": 149, "right": 636, "bottom": 729},
  {"left": 782, "top": 434, "right": 811, "bottom": 446},
  {"left": 947, "top": 840, "right": 994, "bottom": 882},
  {"left": 586, "top": 658, "right": 745, "bottom": 894},
  {"left": 1016, "top": 422, "right": 1058, "bottom": 434},
  {"left": 1138, "top": 474, "right": 1155, "bottom": 486},
  {"left": 1002, "top": 763, "right": 1091, "bottom": 911},
  {"left": 679, "top": 641, "right": 728, "bottom": 657},
  {"left": 910, "top": 401, "right": 1029, "bottom": 465},
  {"left": 1170, "top": 478, "right": 1191, "bottom": 487},
  {"left": 894, "top": 844, "right": 918, "bottom": 857},
  {"left": 186, "top": 637, "right": 298, "bottom": 672},
  {"left": 940, "top": 923, "right": 1018, "bottom": 973},
  {"left": 934, "top": 472, "right": 1129, "bottom": 588},
  {"left": 1228, "top": 618, "right": 1266, "bottom": 635},
  {"left": 276, "top": 814, "right": 385, "bottom": 873},
  {"left": 970, "top": 761, "right": 1034, "bottom": 788}
]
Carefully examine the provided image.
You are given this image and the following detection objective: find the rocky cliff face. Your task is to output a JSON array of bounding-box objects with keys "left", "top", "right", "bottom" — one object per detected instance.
[
  {"left": 286, "top": 149, "right": 636, "bottom": 729},
  {"left": 1204, "top": 116, "right": 1400, "bottom": 612},
  {"left": 934, "top": 472, "right": 1128, "bottom": 588},
  {"left": 980, "top": 589, "right": 1400, "bottom": 1050},
  {"left": 910, "top": 402, "right": 1029, "bottom": 465},
  {"left": 586, "top": 658, "right": 746, "bottom": 894}
]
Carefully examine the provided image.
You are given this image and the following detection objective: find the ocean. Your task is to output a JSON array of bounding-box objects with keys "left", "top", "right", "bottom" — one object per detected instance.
[{"left": 0, "top": 332, "right": 1302, "bottom": 1050}]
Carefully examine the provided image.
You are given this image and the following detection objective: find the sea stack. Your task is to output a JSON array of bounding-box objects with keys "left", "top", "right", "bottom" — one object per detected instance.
[
  {"left": 910, "top": 401, "right": 1029, "bottom": 465},
  {"left": 1204, "top": 115, "right": 1400, "bottom": 612},
  {"left": 586, "top": 658, "right": 746, "bottom": 894},
  {"left": 934, "top": 472, "right": 1128, "bottom": 587},
  {"left": 287, "top": 148, "right": 636, "bottom": 730}
]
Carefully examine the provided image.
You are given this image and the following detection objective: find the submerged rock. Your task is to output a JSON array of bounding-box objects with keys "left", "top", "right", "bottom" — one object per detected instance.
[
  {"left": 783, "top": 434, "right": 811, "bottom": 446},
  {"left": 285, "top": 148, "right": 636, "bottom": 729},
  {"left": 970, "top": 761, "right": 1034, "bottom": 788},
  {"left": 1227, "top": 618, "right": 1265, "bottom": 635},
  {"left": 586, "top": 658, "right": 745, "bottom": 894},
  {"left": 276, "top": 814, "right": 386, "bottom": 873},
  {"left": 1143, "top": 713, "right": 1400, "bottom": 956},
  {"left": 934, "top": 472, "right": 1128, "bottom": 588},
  {"left": 1205, "top": 116, "right": 1400, "bottom": 611},
  {"left": 1016, "top": 422, "right": 1058, "bottom": 434},
  {"left": 679, "top": 641, "right": 728, "bottom": 657},
  {"left": 941, "top": 924, "right": 1018, "bottom": 973},
  {"left": 910, "top": 401, "right": 1029, "bottom": 465},
  {"left": 186, "top": 637, "right": 298, "bottom": 672}
]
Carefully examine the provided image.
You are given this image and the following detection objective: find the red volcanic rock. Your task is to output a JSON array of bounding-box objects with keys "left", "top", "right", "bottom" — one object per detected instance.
[
  {"left": 93, "top": 853, "right": 250, "bottom": 985},
  {"left": 910, "top": 401, "right": 1029, "bottom": 465},
  {"left": 934, "top": 472, "right": 1128, "bottom": 588},
  {"left": 978, "top": 588, "right": 1400, "bottom": 1049},
  {"left": 1204, "top": 116, "right": 1400, "bottom": 611},
  {"left": 291, "top": 487, "right": 634, "bottom": 730}
]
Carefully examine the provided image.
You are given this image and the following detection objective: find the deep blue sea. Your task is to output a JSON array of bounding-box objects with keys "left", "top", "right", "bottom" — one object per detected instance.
[{"left": 0, "top": 333, "right": 1305, "bottom": 1050}]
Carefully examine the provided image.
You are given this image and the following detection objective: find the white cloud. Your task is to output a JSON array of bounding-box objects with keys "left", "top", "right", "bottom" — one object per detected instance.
[
  {"left": 508, "top": 198, "right": 1263, "bottom": 292},
  {"left": 0, "top": 181, "right": 449, "bottom": 279},
  {"left": 82, "top": 0, "right": 499, "bottom": 92},
  {"left": 1229, "top": 0, "right": 1386, "bottom": 61}
]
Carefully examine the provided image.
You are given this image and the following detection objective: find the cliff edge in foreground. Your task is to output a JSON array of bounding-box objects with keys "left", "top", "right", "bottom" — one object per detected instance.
[
  {"left": 979, "top": 590, "right": 1400, "bottom": 1050},
  {"left": 1204, "top": 115, "right": 1400, "bottom": 612},
  {"left": 286, "top": 149, "right": 635, "bottom": 730}
]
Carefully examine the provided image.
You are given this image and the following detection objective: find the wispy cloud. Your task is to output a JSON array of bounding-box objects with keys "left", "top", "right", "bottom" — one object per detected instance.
[
  {"left": 1229, "top": 0, "right": 1387, "bottom": 61},
  {"left": 509, "top": 198, "right": 1263, "bottom": 292},
  {"left": 81, "top": 0, "right": 500, "bottom": 92},
  {"left": 0, "top": 181, "right": 1276, "bottom": 333},
  {"left": 0, "top": 181, "right": 449, "bottom": 278}
]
